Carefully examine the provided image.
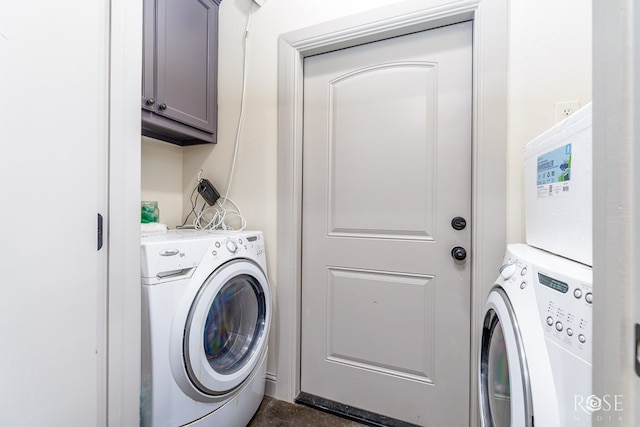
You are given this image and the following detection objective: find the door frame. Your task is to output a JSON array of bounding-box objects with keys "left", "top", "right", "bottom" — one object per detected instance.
[
  {"left": 592, "top": 0, "right": 640, "bottom": 418},
  {"left": 276, "top": 0, "right": 507, "bottom": 425},
  {"left": 107, "top": 0, "right": 143, "bottom": 424}
]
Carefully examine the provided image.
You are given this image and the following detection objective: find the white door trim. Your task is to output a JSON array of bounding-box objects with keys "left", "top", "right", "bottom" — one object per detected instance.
[
  {"left": 276, "top": 1, "right": 507, "bottom": 425},
  {"left": 593, "top": 0, "right": 640, "bottom": 421},
  {"left": 107, "top": 0, "right": 143, "bottom": 424}
]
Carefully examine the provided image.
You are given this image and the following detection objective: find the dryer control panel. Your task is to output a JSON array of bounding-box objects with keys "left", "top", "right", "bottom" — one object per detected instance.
[
  {"left": 534, "top": 268, "right": 592, "bottom": 364},
  {"left": 505, "top": 244, "right": 592, "bottom": 364}
]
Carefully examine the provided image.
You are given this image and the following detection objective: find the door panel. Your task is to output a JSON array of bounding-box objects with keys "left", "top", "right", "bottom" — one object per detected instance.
[
  {"left": 327, "top": 63, "right": 436, "bottom": 239},
  {"left": 301, "top": 22, "right": 473, "bottom": 425},
  {"left": 326, "top": 267, "right": 435, "bottom": 381}
]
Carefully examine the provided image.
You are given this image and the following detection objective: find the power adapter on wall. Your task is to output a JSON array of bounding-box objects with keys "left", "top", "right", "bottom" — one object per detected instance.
[{"left": 197, "top": 179, "right": 221, "bottom": 206}]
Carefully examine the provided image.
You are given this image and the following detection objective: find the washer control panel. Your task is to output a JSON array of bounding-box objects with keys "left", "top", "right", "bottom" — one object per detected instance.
[
  {"left": 501, "top": 244, "right": 593, "bottom": 364},
  {"left": 212, "top": 234, "right": 265, "bottom": 259},
  {"left": 141, "top": 230, "right": 267, "bottom": 282}
]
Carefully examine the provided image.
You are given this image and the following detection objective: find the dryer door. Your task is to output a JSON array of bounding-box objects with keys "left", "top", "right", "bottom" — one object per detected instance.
[
  {"left": 181, "top": 258, "right": 271, "bottom": 396},
  {"left": 479, "top": 288, "right": 533, "bottom": 427}
]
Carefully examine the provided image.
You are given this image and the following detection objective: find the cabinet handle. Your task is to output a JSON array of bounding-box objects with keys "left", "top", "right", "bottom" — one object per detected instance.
[
  {"left": 145, "top": 97, "right": 155, "bottom": 106},
  {"left": 158, "top": 103, "right": 167, "bottom": 111}
]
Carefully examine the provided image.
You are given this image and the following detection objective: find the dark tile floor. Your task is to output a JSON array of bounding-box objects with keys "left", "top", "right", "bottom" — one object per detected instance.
[{"left": 247, "top": 396, "right": 367, "bottom": 427}]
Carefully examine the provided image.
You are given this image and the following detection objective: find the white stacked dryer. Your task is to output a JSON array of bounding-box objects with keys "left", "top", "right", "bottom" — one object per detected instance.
[
  {"left": 140, "top": 230, "right": 271, "bottom": 427},
  {"left": 479, "top": 244, "right": 593, "bottom": 426},
  {"left": 480, "top": 103, "right": 593, "bottom": 427}
]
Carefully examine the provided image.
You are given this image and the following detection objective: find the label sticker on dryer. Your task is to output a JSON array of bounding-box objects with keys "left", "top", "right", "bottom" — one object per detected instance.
[{"left": 536, "top": 143, "right": 572, "bottom": 198}]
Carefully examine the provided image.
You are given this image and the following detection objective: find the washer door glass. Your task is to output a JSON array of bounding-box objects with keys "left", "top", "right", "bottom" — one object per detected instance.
[
  {"left": 182, "top": 259, "right": 271, "bottom": 396},
  {"left": 203, "top": 273, "right": 266, "bottom": 375}
]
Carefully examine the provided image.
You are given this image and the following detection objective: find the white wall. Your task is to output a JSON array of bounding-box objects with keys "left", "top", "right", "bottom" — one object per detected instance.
[
  {"left": 141, "top": 0, "right": 592, "bottom": 386},
  {"left": 141, "top": 136, "right": 184, "bottom": 227},
  {"left": 507, "top": 0, "right": 592, "bottom": 242}
]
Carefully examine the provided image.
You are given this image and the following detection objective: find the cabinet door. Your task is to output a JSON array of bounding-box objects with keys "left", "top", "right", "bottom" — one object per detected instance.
[
  {"left": 155, "top": 0, "right": 218, "bottom": 133},
  {"left": 142, "top": 0, "right": 156, "bottom": 112}
]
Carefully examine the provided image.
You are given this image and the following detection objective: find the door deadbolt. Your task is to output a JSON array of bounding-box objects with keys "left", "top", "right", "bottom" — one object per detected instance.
[
  {"left": 451, "top": 217, "right": 467, "bottom": 230},
  {"left": 451, "top": 246, "right": 467, "bottom": 261}
]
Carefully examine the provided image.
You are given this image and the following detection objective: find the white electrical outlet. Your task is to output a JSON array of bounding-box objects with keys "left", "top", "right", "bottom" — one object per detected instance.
[
  {"left": 555, "top": 100, "right": 581, "bottom": 123},
  {"left": 253, "top": 0, "right": 267, "bottom": 6}
]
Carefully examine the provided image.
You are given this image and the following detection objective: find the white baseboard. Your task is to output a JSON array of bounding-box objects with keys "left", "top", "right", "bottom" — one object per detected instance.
[{"left": 265, "top": 371, "right": 277, "bottom": 398}]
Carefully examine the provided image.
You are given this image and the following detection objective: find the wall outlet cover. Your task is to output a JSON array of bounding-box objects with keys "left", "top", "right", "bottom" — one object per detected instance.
[{"left": 555, "top": 100, "right": 581, "bottom": 123}]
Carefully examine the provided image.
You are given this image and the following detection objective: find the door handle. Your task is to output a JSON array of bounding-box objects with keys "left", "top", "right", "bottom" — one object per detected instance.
[
  {"left": 97, "top": 213, "right": 103, "bottom": 251},
  {"left": 636, "top": 323, "right": 640, "bottom": 377},
  {"left": 451, "top": 246, "right": 467, "bottom": 261}
]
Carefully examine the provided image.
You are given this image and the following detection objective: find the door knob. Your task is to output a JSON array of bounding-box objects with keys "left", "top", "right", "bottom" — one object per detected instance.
[{"left": 451, "top": 246, "right": 467, "bottom": 261}]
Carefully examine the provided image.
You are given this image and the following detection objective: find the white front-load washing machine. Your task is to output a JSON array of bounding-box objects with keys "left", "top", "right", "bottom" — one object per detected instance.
[
  {"left": 479, "top": 244, "right": 592, "bottom": 427},
  {"left": 140, "top": 230, "right": 271, "bottom": 427}
]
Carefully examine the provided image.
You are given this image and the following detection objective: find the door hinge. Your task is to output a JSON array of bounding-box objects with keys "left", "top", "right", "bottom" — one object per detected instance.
[{"left": 98, "top": 213, "right": 103, "bottom": 251}]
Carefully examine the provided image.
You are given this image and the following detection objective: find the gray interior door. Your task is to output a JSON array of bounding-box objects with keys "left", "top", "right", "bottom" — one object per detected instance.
[{"left": 301, "top": 22, "right": 473, "bottom": 425}]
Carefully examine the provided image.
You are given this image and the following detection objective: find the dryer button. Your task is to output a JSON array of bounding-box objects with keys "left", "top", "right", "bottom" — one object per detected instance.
[
  {"left": 546, "top": 316, "right": 554, "bottom": 326},
  {"left": 574, "top": 288, "right": 583, "bottom": 299},
  {"left": 579, "top": 334, "right": 586, "bottom": 343},
  {"left": 555, "top": 321, "right": 563, "bottom": 332},
  {"left": 585, "top": 293, "right": 593, "bottom": 304},
  {"left": 567, "top": 328, "right": 574, "bottom": 337},
  {"left": 520, "top": 267, "right": 527, "bottom": 276}
]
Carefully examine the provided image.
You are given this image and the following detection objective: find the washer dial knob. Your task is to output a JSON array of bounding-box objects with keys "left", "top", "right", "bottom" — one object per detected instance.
[{"left": 226, "top": 240, "right": 238, "bottom": 253}]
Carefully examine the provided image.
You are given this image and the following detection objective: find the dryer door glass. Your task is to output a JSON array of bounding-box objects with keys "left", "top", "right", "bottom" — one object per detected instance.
[
  {"left": 203, "top": 273, "right": 266, "bottom": 375},
  {"left": 485, "top": 314, "right": 511, "bottom": 426},
  {"left": 480, "top": 289, "right": 533, "bottom": 427}
]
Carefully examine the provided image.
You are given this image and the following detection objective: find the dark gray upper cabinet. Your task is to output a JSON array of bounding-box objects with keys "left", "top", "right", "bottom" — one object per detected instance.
[{"left": 142, "top": 0, "right": 220, "bottom": 146}]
